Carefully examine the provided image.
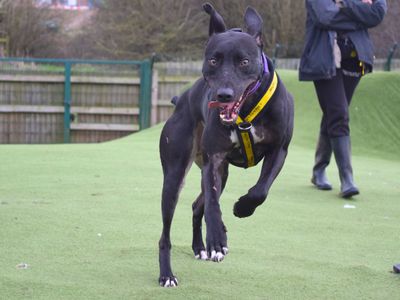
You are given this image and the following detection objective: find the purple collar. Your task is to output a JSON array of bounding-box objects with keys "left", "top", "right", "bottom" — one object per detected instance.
[{"left": 246, "top": 53, "right": 269, "bottom": 95}]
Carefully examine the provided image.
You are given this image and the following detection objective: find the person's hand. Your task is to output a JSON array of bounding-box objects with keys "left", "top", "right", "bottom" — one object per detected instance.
[
  {"left": 361, "top": 0, "right": 373, "bottom": 5},
  {"left": 335, "top": 0, "right": 344, "bottom": 8}
]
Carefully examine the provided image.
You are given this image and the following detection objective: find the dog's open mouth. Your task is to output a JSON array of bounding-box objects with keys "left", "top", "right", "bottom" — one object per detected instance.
[
  {"left": 209, "top": 97, "right": 245, "bottom": 125},
  {"left": 208, "top": 82, "right": 258, "bottom": 125}
]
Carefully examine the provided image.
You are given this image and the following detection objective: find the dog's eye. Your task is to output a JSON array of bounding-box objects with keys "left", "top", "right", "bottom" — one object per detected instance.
[
  {"left": 240, "top": 59, "right": 249, "bottom": 67},
  {"left": 209, "top": 58, "right": 217, "bottom": 66}
]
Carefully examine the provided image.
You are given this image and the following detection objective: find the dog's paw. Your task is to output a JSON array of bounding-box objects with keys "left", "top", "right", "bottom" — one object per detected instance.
[
  {"left": 159, "top": 276, "right": 178, "bottom": 288},
  {"left": 209, "top": 247, "right": 229, "bottom": 262},
  {"left": 194, "top": 250, "right": 208, "bottom": 260},
  {"left": 233, "top": 198, "right": 257, "bottom": 218},
  {"left": 196, "top": 247, "right": 229, "bottom": 262},
  {"left": 210, "top": 250, "right": 224, "bottom": 262},
  {"left": 206, "top": 226, "right": 228, "bottom": 262}
]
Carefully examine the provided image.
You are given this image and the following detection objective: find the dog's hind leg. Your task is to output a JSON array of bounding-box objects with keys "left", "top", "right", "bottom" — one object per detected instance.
[
  {"left": 158, "top": 107, "right": 195, "bottom": 287},
  {"left": 192, "top": 162, "right": 229, "bottom": 260}
]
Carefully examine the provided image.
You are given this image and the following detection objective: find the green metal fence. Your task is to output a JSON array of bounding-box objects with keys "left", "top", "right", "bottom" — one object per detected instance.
[
  {"left": 0, "top": 37, "right": 9, "bottom": 57},
  {"left": 384, "top": 43, "right": 399, "bottom": 72},
  {"left": 0, "top": 57, "right": 153, "bottom": 143}
]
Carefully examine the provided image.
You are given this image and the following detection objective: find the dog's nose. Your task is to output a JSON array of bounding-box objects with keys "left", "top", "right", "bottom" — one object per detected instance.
[{"left": 217, "top": 88, "right": 234, "bottom": 102}]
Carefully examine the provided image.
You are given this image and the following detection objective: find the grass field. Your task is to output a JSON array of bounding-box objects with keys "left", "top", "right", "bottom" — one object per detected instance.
[{"left": 1, "top": 71, "right": 399, "bottom": 299}]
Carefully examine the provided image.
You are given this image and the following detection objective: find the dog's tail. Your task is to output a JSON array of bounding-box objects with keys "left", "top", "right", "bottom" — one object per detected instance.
[
  {"left": 170, "top": 96, "right": 179, "bottom": 106},
  {"left": 203, "top": 3, "right": 214, "bottom": 15}
]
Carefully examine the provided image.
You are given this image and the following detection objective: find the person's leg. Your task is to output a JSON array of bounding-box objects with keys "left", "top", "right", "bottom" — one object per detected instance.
[
  {"left": 343, "top": 73, "right": 361, "bottom": 106},
  {"left": 314, "top": 71, "right": 350, "bottom": 137},
  {"left": 311, "top": 130, "right": 332, "bottom": 190},
  {"left": 313, "top": 71, "right": 359, "bottom": 197},
  {"left": 311, "top": 73, "right": 346, "bottom": 191},
  {"left": 312, "top": 70, "right": 360, "bottom": 190},
  {"left": 341, "top": 58, "right": 362, "bottom": 106},
  {"left": 330, "top": 135, "right": 359, "bottom": 197},
  {"left": 338, "top": 66, "right": 361, "bottom": 197}
]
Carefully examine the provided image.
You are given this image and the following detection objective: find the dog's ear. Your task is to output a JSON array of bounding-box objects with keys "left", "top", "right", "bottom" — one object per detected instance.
[
  {"left": 203, "top": 2, "right": 226, "bottom": 36},
  {"left": 244, "top": 6, "right": 263, "bottom": 47}
]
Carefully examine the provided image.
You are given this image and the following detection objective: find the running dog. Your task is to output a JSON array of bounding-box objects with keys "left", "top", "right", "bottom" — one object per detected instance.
[{"left": 158, "top": 3, "right": 294, "bottom": 287}]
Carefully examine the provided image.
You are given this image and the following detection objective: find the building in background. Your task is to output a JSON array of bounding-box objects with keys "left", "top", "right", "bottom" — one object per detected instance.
[{"left": 36, "top": 0, "right": 101, "bottom": 10}]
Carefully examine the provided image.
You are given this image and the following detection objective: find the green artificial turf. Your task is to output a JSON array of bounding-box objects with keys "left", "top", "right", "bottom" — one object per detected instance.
[{"left": 1, "top": 71, "right": 399, "bottom": 299}]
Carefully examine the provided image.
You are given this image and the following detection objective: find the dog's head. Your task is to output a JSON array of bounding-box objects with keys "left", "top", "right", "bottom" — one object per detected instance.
[{"left": 202, "top": 3, "right": 265, "bottom": 125}]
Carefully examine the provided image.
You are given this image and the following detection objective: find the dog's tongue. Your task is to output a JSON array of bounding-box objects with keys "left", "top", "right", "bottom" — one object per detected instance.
[
  {"left": 208, "top": 101, "right": 222, "bottom": 109},
  {"left": 208, "top": 101, "right": 238, "bottom": 124}
]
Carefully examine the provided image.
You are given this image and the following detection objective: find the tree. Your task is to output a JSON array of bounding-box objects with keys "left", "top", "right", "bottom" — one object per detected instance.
[
  {"left": 87, "top": 0, "right": 307, "bottom": 60},
  {"left": 370, "top": 0, "right": 400, "bottom": 58},
  {"left": 0, "top": 0, "right": 65, "bottom": 57},
  {"left": 0, "top": 0, "right": 397, "bottom": 60},
  {"left": 88, "top": 0, "right": 207, "bottom": 60}
]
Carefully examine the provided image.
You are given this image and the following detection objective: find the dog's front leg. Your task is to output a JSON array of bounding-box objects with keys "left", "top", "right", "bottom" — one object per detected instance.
[
  {"left": 202, "top": 152, "right": 229, "bottom": 262},
  {"left": 234, "top": 145, "right": 289, "bottom": 218}
]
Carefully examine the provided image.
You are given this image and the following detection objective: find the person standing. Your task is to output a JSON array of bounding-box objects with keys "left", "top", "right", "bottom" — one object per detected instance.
[{"left": 299, "top": 0, "right": 387, "bottom": 198}]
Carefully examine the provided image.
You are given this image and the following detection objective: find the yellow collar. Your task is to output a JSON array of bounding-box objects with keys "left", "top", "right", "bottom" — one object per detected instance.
[
  {"left": 236, "top": 71, "right": 278, "bottom": 125},
  {"left": 235, "top": 71, "right": 278, "bottom": 168}
]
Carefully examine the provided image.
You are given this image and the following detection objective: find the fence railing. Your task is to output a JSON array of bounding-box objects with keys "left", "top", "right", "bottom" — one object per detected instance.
[
  {"left": 152, "top": 58, "right": 400, "bottom": 125},
  {"left": 0, "top": 57, "right": 152, "bottom": 143},
  {"left": 1, "top": 57, "right": 398, "bottom": 144}
]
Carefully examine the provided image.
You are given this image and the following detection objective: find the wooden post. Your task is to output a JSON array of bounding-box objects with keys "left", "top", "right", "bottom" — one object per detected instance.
[
  {"left": 151, "top": 70, "right": 159, "bottom": 126},
  {"left": 63, "top": 62, "right": 72, "bottom": 143},
  {"left": 139, "top": 60, "right": 152, "bottom": 129}
]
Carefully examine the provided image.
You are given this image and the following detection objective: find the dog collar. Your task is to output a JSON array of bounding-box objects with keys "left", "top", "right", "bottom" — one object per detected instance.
[
  {"left": 245, "top": 53, "right": 269, "bottom": 95},
  {"left": 236, "top": 71, "right": 277, "bottom": 125},
  {"left": 235, "top": 71, "right": 278, "bottom": 168}
]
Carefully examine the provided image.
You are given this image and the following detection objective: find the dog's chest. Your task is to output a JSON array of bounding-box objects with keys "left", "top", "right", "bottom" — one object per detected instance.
[
  {"left": 229, "top": 127, "right": 264, "bottom": 146},
  {"left": 226, "top": 125, "right": 272, "bottom": 167}
]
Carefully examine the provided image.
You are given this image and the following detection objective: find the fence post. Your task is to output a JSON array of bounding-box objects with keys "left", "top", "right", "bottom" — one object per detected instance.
[
  {"left": 384, "top": 43, "right": 398, "bottom": 72},
  {"left": 139, "top": 59, "right": 152, "bottom": 130},
  {"left": 0, "top": 37, "right": 9, "bottom": 57},
  {"left": 272, "top": 43, "right": 281, "bottom": 67},
  {"left": 63, "top": 62, "right": 72, "bottom": 143},
  {"left": 151, "top": 69, "right": 159, "bottom": 126}
]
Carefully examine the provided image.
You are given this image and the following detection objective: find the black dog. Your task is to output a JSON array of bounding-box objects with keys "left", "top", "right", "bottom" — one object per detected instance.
[{"left": 158, "top": 3, "right": 294, "bottom": 287}]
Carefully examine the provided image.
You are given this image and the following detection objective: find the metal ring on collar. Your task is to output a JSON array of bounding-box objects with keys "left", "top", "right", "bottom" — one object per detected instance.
[{"left": 238, "top": 122, "right": 252, "bottom": 131}]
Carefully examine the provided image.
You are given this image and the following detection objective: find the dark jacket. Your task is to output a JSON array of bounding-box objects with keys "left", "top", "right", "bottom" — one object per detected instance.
[{"left": 299, "top": 0, "right": 387, "bottom": 81}]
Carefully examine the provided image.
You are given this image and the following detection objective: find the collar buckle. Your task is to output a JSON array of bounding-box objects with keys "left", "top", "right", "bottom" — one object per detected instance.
[{"left": 237, "top": 121, "right": 252, "bottom": 131}]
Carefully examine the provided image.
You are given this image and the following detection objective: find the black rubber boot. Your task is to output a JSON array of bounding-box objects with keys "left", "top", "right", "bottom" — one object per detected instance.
[
  {"left": 330, "top": 136, "right": 359, "bottom": 198},
  {"left": 394, "top": 264, "right": 400, "bottom": 274},
  {"left": 311, "top": 134, "right": 332, "bottom": 190}
]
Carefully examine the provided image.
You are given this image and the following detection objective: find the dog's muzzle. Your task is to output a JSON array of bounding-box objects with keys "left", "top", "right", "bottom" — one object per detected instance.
[{"left": 208, "top": 81, "right": 259, "bottom": 126}]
